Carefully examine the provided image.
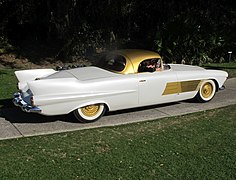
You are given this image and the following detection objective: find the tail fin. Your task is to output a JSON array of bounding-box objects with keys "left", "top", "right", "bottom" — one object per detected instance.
[{"left": 15, "top": 69, "right": 56, "bottom": 91}]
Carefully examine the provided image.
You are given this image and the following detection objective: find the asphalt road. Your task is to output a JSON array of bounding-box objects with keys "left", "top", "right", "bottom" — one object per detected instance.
[{"left": 0, "top": 78, "right": 236, "bottom": 140}]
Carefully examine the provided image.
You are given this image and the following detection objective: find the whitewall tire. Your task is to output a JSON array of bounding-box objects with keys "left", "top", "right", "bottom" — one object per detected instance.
[
  {"left": 195, "top": 80, "right": 216, "bottom": 102},
  {"left": 73, "top": 104, "right": 106, "bottom": 123}
]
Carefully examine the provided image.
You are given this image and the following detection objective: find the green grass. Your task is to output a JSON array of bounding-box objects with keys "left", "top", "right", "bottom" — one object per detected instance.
[
  {"left": 203, "top": 62, "right": 236, "bottom": 69},
  {"left": 0, "top": 105, "right": 236, "bottom": 179},
  {"left": 0, "top": 68, "right": 17, "bottom": 100},
  {"left": 203, "top": 62, "right": 236, "bottom": 78},
  {"left": 0, "top": 67, "right": 235, "bottom": 179}
]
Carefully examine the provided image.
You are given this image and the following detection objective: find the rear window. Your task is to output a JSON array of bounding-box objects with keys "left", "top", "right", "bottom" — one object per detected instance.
[{"left": 96, "top": 54, "right": 126, "bottom": 72}]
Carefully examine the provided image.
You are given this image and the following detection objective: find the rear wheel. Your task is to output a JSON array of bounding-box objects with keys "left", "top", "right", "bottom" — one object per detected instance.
[
  {"left": 195, "top": 80, "right": 216, "bottom": 102},
  {"left": 73, "top": 104, "right": 106, "bottom": 123}
]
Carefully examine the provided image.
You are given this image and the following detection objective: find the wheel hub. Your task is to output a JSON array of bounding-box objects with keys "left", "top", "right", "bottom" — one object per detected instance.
[{"left": 201, "top": 82, "right": 213, "bottom": 98}]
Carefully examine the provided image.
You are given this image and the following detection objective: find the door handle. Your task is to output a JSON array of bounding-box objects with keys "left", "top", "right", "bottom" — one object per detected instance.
[{"left": 139, "top": 80, "right": 146, "bottom": 82}]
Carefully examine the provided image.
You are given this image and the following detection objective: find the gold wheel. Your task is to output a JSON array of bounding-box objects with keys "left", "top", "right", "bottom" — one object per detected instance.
[
  {"left": 74, "top": 104, "right": 106, "bottom": 123},
  {"left": 196, "top": 80, "right": 216, "bottom": 102},
  {"left": 201, "top": 82, "right": 213, "bottom": 98},
  {"left": 80, "top": 105, "right": 100, "bottom": 117}
]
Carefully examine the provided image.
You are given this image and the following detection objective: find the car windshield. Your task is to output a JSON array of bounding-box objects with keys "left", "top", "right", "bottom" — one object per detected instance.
[{"left": 95, "top": 53, "right": 126, "bottom": 72}]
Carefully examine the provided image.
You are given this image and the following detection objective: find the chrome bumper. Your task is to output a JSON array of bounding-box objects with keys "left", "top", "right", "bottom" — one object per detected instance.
[{"left": 13, "top": 92, "right": 42, "bottom": 113}]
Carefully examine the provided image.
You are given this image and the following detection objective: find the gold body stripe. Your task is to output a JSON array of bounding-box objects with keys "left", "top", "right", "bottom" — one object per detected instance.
[{"left": 162, "top": 80, "right": 201, "bottom": 95}]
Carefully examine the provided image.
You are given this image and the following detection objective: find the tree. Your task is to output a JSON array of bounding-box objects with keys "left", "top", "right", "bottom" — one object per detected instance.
[{"left": 0, "top": 0, "right": 235, "bottom": 63}]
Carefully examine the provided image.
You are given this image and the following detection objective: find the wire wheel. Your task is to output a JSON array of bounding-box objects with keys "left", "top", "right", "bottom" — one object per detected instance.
[
  {"left": 80, "top": 105, "right": 101, "bottom": 117},
  {"left": 74, "top": 104, "right": 106, "bottom": 123}
]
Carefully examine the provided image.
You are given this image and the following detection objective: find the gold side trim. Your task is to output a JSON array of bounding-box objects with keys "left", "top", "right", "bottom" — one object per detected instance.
[
  {"left": 180, "top": 80, "right": 201, "bottom": 92},
  {"left": 162, "top": 82, "right": 179, "bottom": 95},
  {"left": 162, "top": 80, "right": 201, "bottom": 95}
]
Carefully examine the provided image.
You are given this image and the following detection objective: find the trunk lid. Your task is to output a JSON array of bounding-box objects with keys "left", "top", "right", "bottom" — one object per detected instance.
[{"left": 44, "top": 66, "right": 119, "bottom": 81}]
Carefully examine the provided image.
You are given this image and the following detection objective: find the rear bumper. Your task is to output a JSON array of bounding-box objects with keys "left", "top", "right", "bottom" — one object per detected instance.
[{"left": 13, "top": 92, "right": 42, "bottom": 113}]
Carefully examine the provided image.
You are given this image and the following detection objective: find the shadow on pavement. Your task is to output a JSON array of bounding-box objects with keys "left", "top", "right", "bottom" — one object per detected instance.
[
  {"left": 0, "top": 98, "right": 78, "bottom": 123},
  {"left": 0, "top": 98, "right": 15, "bottom": 108},
  {"left": 0, "top": 98, "right": 180, "bottom": 124},
  {"left": 106, "top": 102, "right": 179, "bottom": 116}
]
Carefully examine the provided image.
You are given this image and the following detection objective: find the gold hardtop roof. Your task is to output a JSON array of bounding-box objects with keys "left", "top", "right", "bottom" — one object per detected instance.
[
  {"left": 113, "top": 49, "right": 161, "bottom": 74},
  {"left": 115, "top": 49, "right": 161, "bottom": 61}
]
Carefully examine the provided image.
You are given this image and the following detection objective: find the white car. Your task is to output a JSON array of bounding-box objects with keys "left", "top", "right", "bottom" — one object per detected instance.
[{"left": 13, "top": 49, "right": 228, "bottom": 123}]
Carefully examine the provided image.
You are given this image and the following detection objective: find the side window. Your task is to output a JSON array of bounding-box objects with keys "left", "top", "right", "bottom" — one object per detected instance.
[
  {"left": 97, "top": 54, "right": 126, "bottom": 72},
  {"left": 138, "top": 58, "right": 161, "bottom": 73}
]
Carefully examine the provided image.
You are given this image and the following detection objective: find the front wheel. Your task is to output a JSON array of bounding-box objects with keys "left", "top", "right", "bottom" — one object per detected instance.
[
  {"left": 195, "top": 80, "right": 216, "bottom": 102},
  {"left": 73, "top": 104, "right": 106, "bottom": 123}
]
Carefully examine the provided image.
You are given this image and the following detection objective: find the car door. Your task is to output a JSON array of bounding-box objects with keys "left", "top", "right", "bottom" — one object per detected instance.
[{"left": 138, "top": 70, "right": 178, "bottom": 106}]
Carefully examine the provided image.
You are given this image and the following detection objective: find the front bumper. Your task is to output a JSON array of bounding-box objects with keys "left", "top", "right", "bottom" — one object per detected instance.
[
  {"left": 219, "top": 85, "right": 225, "bottom": 90},
  {"left": 13, "top": 92, "right": 42, "bottom": 113}
]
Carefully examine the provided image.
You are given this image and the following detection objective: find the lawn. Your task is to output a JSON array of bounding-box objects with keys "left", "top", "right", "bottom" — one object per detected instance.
[
  {"left": 203, "top": 62, "right": 236, "bottom": 78},
  {"left": 0, "top": 68, "right": 17, "bottom": 100},
  {"left": 0, "top": 105, "right": 236, "bottom": 179},
  {"left": 203, "top": 62, "right": 236, "bottom": 69},
  {"left": 0, "top": 64, "right": 236, "bottom": 179}
]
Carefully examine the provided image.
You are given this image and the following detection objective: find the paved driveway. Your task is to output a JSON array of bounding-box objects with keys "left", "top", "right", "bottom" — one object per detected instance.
[{"left": 0, "top": 78, "right": 236, "bottom": 140}]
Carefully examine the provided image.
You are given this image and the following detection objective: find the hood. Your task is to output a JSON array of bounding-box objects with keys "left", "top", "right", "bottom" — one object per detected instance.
[
  {"left": 169, "top": 64, "right": 205, "bottom": 71},
  {"left": 44, "top": 66, "right": 119, "bottom": 81}
]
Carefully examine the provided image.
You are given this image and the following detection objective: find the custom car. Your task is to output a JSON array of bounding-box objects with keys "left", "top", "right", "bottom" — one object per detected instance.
[{"left": 13, "top": 49, "right": 228, "bottom": 123}]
